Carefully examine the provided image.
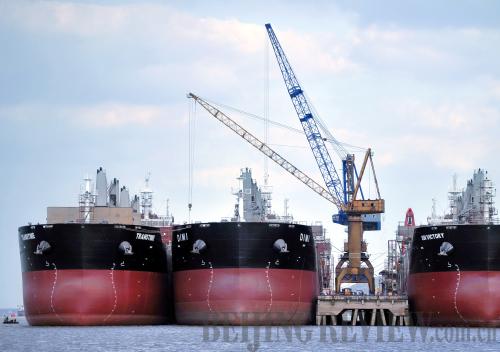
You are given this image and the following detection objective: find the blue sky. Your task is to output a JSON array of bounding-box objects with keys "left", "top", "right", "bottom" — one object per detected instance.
[{"left": 1, "top": 0, "right": 499, "bottom": 307}]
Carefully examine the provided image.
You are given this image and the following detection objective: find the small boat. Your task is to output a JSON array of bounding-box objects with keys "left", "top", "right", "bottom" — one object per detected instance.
[{"left": 3, "top": 313, "right": 18, "bottom": 324}]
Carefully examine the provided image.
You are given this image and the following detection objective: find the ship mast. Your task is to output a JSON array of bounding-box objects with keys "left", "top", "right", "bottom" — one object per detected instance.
[
  {"left": 78, "top": 175, "right": 95, "bottom": 223},
  {"left": 141, "top": 173, "right": 153, "bottom": 220}
]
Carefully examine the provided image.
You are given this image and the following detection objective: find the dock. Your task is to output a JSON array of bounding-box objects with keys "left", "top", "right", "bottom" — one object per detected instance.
[{"left": 316, "top": 295, "right": 411, "bottom": 326}]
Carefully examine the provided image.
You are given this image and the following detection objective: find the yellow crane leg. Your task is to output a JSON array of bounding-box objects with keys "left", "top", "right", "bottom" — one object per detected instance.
[{"left": 334, "top": 214, "right": 376, "bottom": 294}]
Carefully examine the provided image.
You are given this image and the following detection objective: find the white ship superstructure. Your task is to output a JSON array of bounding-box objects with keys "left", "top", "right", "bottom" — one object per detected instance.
[
  {"left": 427, "top": 169, "right": 498, "bottom": 225},
  {"left": 47, "top": 167, "right": 173, "bottom": 226},
  {"left": 230, "top": 168, "right": 292, "bottom": 223},
  {"left": 451, "top": 169, "right": 497, "bottom": 224}
]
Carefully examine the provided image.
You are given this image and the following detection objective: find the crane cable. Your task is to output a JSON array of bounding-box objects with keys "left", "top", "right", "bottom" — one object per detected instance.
[
  {"left": 201, "top": 96, "right": 367, "bottom": 155},
  {"left": 263, "top": 30, "right": 270, "bottom": 186},
  {"left": 188, "top": 98, "right": 197, "bottom": 222}
]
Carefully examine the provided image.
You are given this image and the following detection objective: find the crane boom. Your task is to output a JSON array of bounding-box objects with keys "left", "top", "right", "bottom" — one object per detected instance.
[
  {"left": 265, "top": 23, "right": 383, "bottom": 230},
  {"left": 187, "top": 93, "right": 343, "bottom": 209},
  {"left": 265, "top": 24, "right": 344, "bottom": 204}
]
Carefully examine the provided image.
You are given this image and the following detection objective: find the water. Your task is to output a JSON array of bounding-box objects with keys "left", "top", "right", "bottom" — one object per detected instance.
[{"left": 1, "top": 321, "right": 498, "bottom": 351}]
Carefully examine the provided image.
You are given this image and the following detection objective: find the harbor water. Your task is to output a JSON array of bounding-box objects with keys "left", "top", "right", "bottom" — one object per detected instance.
[{"left": 1, "top": 321, "right": 498, "bottom": 352}]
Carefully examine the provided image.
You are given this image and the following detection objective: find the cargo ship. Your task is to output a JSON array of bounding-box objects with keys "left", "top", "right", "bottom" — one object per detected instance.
[
  {"left": 172, "top": 168, "right": 319, "bottom": 325},
  {"left": 18, "top": 168, "right": 171, "bottom": 325},
  {"left": 408, "top": 169, "right": 500, "bottom": 326}
]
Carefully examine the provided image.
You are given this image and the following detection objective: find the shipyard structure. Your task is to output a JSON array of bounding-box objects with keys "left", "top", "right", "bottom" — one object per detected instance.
[{"left": 18, "top": 21, "right": 500, "bottom": 328}]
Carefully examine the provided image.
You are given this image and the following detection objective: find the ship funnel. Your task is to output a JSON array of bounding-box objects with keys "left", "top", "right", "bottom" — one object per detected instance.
[
  {"left": 131, "top": 195, "right": 140, "bottom": 213},
  {"left": 141, "top": 173, "right": 153, "bottom": 220},
  {"left": 119, "top": 186, "right": 131, "bottom": 207},
  {"left": 240, "top": 168, "right": 266, "bottom": 222},
  {"left": 109, "top": 178, "right": 120, "bottom": 207},
  {"left": 78, "top": 174, "right": 96, "bottom": 223},
  {"left": 95, "top": 167, "right": 108, "bottom": 206}
]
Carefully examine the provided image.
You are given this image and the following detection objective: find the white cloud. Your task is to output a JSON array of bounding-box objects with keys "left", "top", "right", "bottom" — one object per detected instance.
[
  {"left": 194, "top": 165, "right": 241, "bottom": 188},
  {"left": 344, "top": 97, "right": 500, "bottom": 172},
  {"left": 3, "top": 1, "right": 497, "bottom": 176},
  {"left": 371, "top": 128, "right": 494, "bottom": 171},
  {"left": 278, "top": 30, "right": 359, "bottom": 74},
  {"left": 0, "top": 102, "right": 185, "bottom": 128},
  {"left": 2, "top": 1, "right": 358, "bottom": 78},
  {"left": 481, "top": 78, "right": 500, "bottom": 101},
  {"left": 75, "top": 103, "right": 165, "bottom": 127},
  {"left": 3, "top": 1, "right": 132, "bottom": 36}
]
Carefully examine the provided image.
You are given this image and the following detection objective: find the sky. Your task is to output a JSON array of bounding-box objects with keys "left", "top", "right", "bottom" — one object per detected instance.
[{"left": 1, "top": 0, "right": 500, "bottom": 307}]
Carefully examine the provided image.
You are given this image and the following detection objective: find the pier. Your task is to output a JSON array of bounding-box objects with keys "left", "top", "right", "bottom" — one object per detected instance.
[{"left": 316, "top": 295, "right": 411, "bottom": 326}]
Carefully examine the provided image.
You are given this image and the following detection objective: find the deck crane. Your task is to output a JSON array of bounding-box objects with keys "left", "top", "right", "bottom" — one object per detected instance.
[
  {"left": 265, "top": 23, "right": 384, "bottom": 293},
  {"left": 187, "top": 93, "right": 383, "bottom": 293}
]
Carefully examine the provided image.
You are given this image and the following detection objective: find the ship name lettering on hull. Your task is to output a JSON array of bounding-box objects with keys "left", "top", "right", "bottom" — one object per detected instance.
[
  {"left": 421, "top": 233, "right": 444, "bottom": 241},
  {"left": 299, "top": 233, "right": 310, "bottom": 242},
  {"left": 177, "top": 233, "right": 188, "bottom": 242},
  {"left": 21, "top": 233, "right": 35, "bottom": 241},
  {"left": 136, "top": 233, "right": 155, "bottom": 241}
]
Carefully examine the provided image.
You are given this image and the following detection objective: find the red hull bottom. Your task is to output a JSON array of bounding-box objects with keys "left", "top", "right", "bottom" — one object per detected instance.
[
  {"left": 174, "top": 268, "right": 317, "bottom": 325},
  {"left": 408, "top": 271, "right": 500, "bottom": 327},
  {"left": 23, "top": 270, "right": 168, "bottom": 326}
]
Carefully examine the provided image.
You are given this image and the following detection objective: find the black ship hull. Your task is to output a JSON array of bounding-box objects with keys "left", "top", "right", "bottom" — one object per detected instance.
[
  {"left": 18, "top": 223, "right": 169, "bottom": 325},
  {"left": 172, "top": 222, "right": 319, "bottom": 325},
  {"left": 408, "top": 224, "right": 500, "bottom": 326}
]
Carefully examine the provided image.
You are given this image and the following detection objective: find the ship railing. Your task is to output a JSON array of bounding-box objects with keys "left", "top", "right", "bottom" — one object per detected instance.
[
  {"left": 467, "top": 218, "right": 500, "bottom": 225},
  {"left": 63, "top": 220, "right": 126, "bottom": 224},
  {"left": 141, "top": 219, "right": 173, "bottom": 227},
  {"left": 61, "top": 220, "right": 145, "bottom": 225}
]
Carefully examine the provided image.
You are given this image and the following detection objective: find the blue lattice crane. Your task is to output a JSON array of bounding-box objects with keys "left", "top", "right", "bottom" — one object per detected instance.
[
  {"left": 265, "top": 25, "right": 344, "bottom": 203},
  {"left": 265, "top": 23, "right": 384, "bottom": 293}
]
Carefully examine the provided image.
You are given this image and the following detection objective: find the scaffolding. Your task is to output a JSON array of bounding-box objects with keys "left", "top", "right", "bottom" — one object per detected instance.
[
  {"left": 313, "top": 224, "right": 334, "bottom": 295},
  {"left": 380, "top": 216, "right": 415, "bottom": 295}
]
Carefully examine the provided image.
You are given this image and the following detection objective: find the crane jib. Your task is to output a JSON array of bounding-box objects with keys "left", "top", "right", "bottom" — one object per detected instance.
[
  {"left": 265, "top": 23, "right": 345, "bottom": 204},
  {"left": 188, "top": 93, "right": 344, "bottom": 210},
  {"left": 265, "top": 23, "right": 384, "bottom": 230}
]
